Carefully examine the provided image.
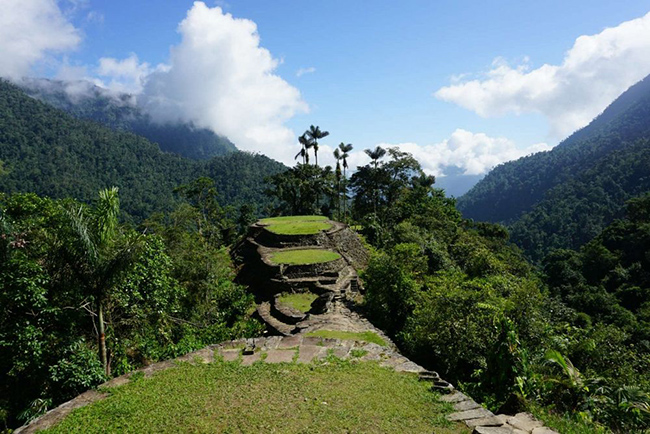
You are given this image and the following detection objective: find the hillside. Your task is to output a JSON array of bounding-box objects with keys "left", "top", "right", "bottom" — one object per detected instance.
[
  {"left": 0, "top": 79, "right": 285, "bottom": 220},
  {"left": 19, "top": 78, "right": 237, "bottom": 160},
  {"left": 457, "top": 74, "right": 650, "bottom": 260}
]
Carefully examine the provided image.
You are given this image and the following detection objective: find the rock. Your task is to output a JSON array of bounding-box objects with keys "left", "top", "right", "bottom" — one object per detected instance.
[
  {"left": 473, "top": 427, "right": 515, "bottom": 434},
  {"left": 432, "top": 379, "right": 455, "bottom": 392},
  {"left": 453, "top": 400, "right": 482, "bottom": 411},
  {"left": 264, "top": 349, "right": 295, "bottom": 364},
  {"left": 532, "top": 428, "right": 560, "bottom": 434},
  {"left": 241, "top": 352, "right": 261, "bottom": 366},
  {"left": 219, "top": 349, "right": 241, "bottom": 362},
  {"left": 440, "top": 392, "right": 469, "bottom": 403},
  {"left": 464, "top": 416, "right": 504, "bottom": 427},
  {"left": 495, "top": 414, "right": 510, "bottom": 424},
  {"left": 447, "top": 408, "right": 494, "bottom": 421},
  {"left": 394, "top": 361, "right": 426, "bottom": 373},
  {"left": 297, "top": 345, "right": 327, "bottom": 363},
  {"left": 507, "top": 412, "right": 543, "bottom": 432}
]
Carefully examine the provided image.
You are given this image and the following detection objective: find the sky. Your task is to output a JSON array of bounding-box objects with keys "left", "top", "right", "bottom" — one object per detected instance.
[{"left": 3, "top": 0, "right": 650, "bottom": 193}]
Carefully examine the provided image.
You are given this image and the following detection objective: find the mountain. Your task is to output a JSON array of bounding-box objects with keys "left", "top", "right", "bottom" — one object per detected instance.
[
  {"left": 434, "top": 166, "right": 484, "bottom": 197},
  {"left": 19, "top": 78, "right": 237, "bottom": 160},
  {"left": 457, "top": 74, "right": 650, "bottom": 260},
  {"left": 0, "top": 79, "right": 285, "bottom": 220}
]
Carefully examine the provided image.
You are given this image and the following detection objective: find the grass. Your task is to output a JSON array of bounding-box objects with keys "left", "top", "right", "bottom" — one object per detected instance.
[
  {"left": 306, "top": 330, "right": 387, "bottom": 347},
  {"left": 269, "top": 249, "right": 341, "bottom": 265},
  {"left": 278, "top": 292, "right": 319, "bottom": 312},
  {"left": 259, "top": 215, "right": 328, "bottom": 224},
  {"left": 260, "top": 215, "right": 333, "bottom": 235},
  {"left": 42, "top": 358, "right": 469, "bottom": 434}
]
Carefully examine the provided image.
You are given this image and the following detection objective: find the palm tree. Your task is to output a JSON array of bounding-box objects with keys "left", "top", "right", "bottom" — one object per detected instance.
[
  {"left": 296, "top": 133, "right": 312, "bottom": 165},
  {"left": 338, "top": 143, "right": 353, "bottom": 218},
  {"left": 365, "top": 145, "right": 386, "bottom": 169},
  {"left": 65, "top": 187, "right": 141, "bottom": 375},
  {"left": 306, "top": 125, "right": 329, "bottom": 166},
  {"left": 333, "top": 148, "right": 342, "bottom": 217},
  {"left": 363, "top": 146, "right": 387, "bottom": 214}
]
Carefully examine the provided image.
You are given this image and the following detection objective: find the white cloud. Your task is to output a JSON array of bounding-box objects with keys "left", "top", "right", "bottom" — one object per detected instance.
[
  {"left": 0, "top": 0, "right": 81, "bottom": 79},
  {"left": 319, "top": 130, "right": 551, "bottom": 177},
  {"left": 140, "top": 2, "right": 308, "bottom": 164},
  {"left": 296, "top": 67, "right": 316, "bottom": 77},
  {"left": 435, "top": 12, "right": 650, "bottom": 138},
  {"left": 95, "top": 54, "right": 157, "bottom": 94}
]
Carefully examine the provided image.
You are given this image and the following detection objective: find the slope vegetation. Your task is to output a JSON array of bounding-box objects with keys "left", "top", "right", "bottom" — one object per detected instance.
[
  {"left": 457, "top": 74, "right": 650, "bottom": 260},
  {"left": 0, "top": 80, "right": 285, "bottom": 220},
  {"left": 20, "top": 78, "right": 237, "bottom": 160}
]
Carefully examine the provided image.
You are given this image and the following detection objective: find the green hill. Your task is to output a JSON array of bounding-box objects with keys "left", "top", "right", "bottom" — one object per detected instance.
[
  {"left": 0, "top": 80, "right": 285, "bottom": 220},
  {"left": 457, "top": 74, "right": 650, "bottom": 260},
  {"left": 20, "top": 78, "right": 237, "bottom": 160}
]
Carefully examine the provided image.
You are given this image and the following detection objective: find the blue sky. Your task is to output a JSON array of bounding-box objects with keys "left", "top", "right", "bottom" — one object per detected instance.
[{"left": 3, "top": 0, "right": 650, "bottom": 191}]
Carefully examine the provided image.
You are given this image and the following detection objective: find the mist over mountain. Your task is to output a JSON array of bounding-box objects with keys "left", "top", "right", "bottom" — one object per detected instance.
[
  {"left": 0, "top": 79, "right": 284, "bottom": 220},
  {"left": 458, "top": 73, "right": 650, "bottom": 260},
  {"left": 19, "top": 78, "right": 237, "bottom": 160}
]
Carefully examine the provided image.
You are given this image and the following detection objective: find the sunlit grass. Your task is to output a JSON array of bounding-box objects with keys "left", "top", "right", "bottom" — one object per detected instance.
[
  {"left": 42, "top": 359, "right": 468, "bottom": 434},
  {"left": 260, "top": 215, "right": 328, "bottom": 224},
  {"left": 260, "top": 215, "right": 332, "bottom": 235},
  {"left": 269, "top": 249, "right": 341, "bottom": 265},
  {"left": 306, "top": 330, "right": 387, "bottom": 347},
  {"left": 278, "top": 292, "right": 319, "bottom": 312}
]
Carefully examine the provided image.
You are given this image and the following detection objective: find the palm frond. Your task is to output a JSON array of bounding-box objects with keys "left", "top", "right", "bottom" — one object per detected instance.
[{"left": 64, "top": 204, "right": 98, "bottom": 264}]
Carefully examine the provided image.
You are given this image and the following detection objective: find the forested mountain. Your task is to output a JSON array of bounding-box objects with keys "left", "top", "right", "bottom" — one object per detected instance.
[
  {"left": 0, "top": 80, "right": 285, "bottom": 220},
  {"left": 457, "top": 74, "right": 650, "bottom": 260},
  {"left": 19, "top": 78, "right": 237, "bottom": 160}
]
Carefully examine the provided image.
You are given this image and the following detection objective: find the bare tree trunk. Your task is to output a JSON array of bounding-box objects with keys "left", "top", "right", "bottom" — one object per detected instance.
[{"left": 98, "top": 299, "right": 108, "bottom": 376}]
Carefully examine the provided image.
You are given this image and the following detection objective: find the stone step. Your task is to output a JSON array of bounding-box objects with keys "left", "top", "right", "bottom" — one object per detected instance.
[{"left": 256, "top": 302, "right": 295, "bottom": 336}]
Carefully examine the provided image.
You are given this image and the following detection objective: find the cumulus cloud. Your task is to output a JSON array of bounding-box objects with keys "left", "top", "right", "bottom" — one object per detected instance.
[
  {"left": 435, "top": 12, "right": 650, "bottom": 138},
  {"left": 95, "top": 54, "right": 157, "bottom": 94},
  {"left": 0, "top": 0, "right": 81, "bottom": 79},
  {"left": 140, "top": 2, "right": 308, "bottom": 164},
  {"left": 325, "top": 129, "right": 551, "bottom": 177},
  {"left": 296, "top": 67, "right": 316, "bottom": 77}
]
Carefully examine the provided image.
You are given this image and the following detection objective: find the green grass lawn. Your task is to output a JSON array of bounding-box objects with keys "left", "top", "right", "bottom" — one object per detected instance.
[
  {"left": 306, "top": 330, "right": 387, "bottom": 347},
  {"left": 269, "top": 249, "right": 341, "bottom": 265},
  {"left": 42, "top": 358, "right": 468, "bottom": 434},
  {"left": 260, "top": 215, "right": 333, "bottom": 235},
  {"left": 278, "top": 292, "right": 319, "bottom": 312},
  {"left": 260, "top": 215, "right": 328, "bottom": 224}
]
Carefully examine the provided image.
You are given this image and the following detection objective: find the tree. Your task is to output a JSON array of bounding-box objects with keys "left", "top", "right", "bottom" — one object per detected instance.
[
  {"left": 338, "top": 143, "right": 353, "bottom": 218},
  {"left": 64, "top": 187, "right": 141, "bottom": 375},
  {"left": 265, "top": 165, "right": 336, "bottom": 215},
  {"left": 296, "top": 133, "right": 312, "bottom": 165},
  {"left": 306, "top": 125, "right": 329, "bottom": 167},
  {"left": 334, "top": 149, "right": 343, "bottom": 218},
  {"left": 365, "top": 146, "right": 386, "bottom": 169}
]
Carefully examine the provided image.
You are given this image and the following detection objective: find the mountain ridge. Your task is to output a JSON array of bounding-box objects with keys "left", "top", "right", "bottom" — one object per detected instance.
[{"left": 457, "top": 73, "right": 650, "bottom": 260}]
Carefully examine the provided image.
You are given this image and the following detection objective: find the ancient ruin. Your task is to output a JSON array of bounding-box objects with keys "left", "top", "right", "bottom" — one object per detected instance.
[{"left": 232, "top": 215, "right": 378, "bottom": 337}]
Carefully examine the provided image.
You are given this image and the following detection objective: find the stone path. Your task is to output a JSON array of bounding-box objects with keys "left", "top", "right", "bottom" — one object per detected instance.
[{"left": 442, "top": 391, "right": 560, "bottom": 434}]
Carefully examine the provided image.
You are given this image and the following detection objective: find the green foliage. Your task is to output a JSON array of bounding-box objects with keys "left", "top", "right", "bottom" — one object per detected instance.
[
  {"left": 0, "top": 184, "right": 259, "bottom": 430},
  {"left": 0, "top": 79, "right": 284, "bottom": 221},
  {"left": 21, "top": 77, "right": 237, "bottom": 160},
  {"left": 458, "top": 74, "right": 650, "bottom": 261},
  {"left": 265, "top": 164, "right": 337, "bottom": 216}
]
